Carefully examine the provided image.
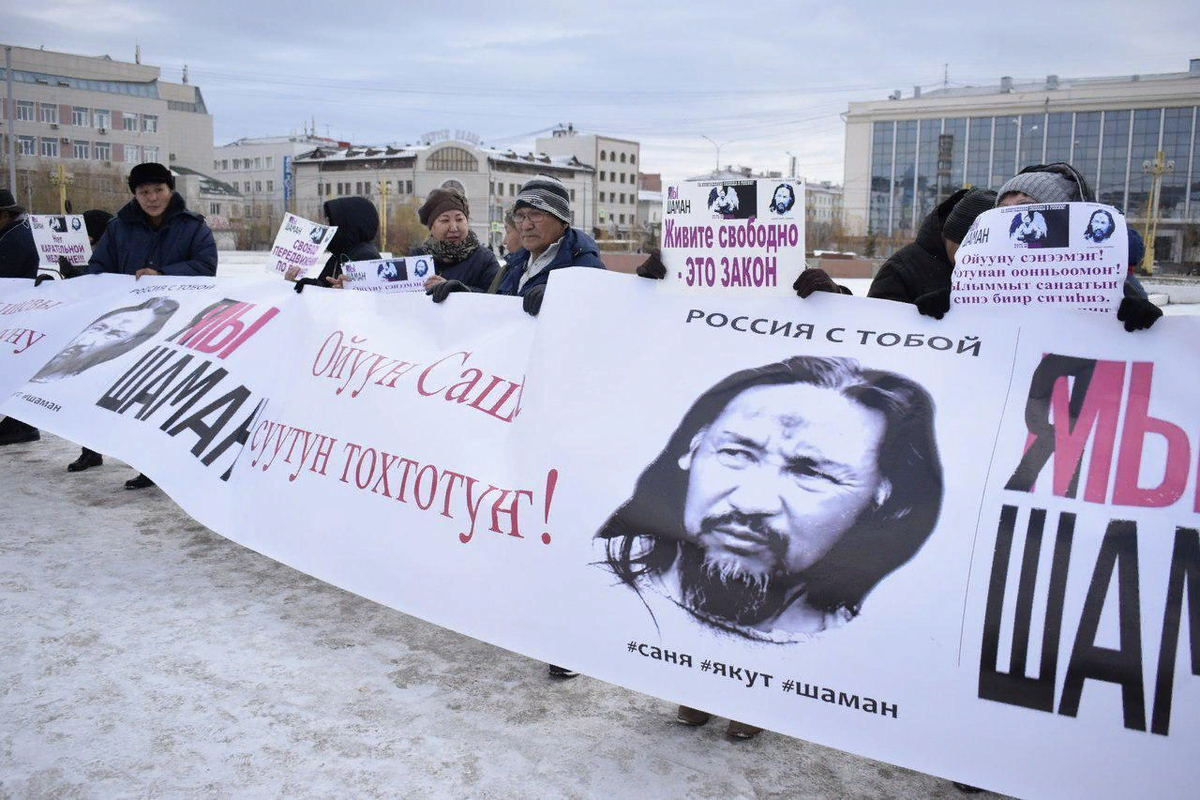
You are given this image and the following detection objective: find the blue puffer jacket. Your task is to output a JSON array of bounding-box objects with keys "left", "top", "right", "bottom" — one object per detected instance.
[
  {"left": 495, "top": 227, "right": 605, "bottom": 297},
  {"left": 0, "top": 215, "right": 39, "bottom": 279},
  {"left": 87, "top": 193, "right": 217, "bottom": 276}
]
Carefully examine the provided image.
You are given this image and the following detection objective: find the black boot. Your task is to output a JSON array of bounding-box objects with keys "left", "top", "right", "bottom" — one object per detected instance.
[
  {"left": 68, "top": 448, "right": 104, "bottom": 472},
  {"left": 0, "top": 417, "right": 39, "bottom": 446},
  {"left": 124, "top": 473, "right": 156, "bottom": 490}
]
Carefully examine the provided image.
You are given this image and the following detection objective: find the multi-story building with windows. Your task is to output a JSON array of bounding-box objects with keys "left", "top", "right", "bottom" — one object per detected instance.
[
  {"left": 535, "top": 125, "right": 639, "bottom": 237},
  {"left": 0, "top": 44, "right": 213, "bottom": 212},
  {"left": 292, "top": 138, "right": 594, "bottom": 251},
  {"left": 843, "top": 60, "right": 1200, "bottom": 261}
]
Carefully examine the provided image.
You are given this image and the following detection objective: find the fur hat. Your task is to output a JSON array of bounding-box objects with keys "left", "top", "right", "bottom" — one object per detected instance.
[
  {"left": 83, "top": 209, "right": 114, "bottom": 242},
  {"left": 943, "top": 189, "right": 997, "bottom": 243},
  {"left": 127, "top": 162, "right": 175, "bottom": 193},
  {"left": 513, "top": 175, "right": 572, "bottom": 224},
  {"left": 418, "top": 188, "right": 470, "bottom": 228},
  {"left": 0, "top": 188, "right": 23, "bottom": 214}
]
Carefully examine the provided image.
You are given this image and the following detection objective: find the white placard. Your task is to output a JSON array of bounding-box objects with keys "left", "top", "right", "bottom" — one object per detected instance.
[
  {"left": 28, "top": 214, "right": 92, "bottom": 270},
  {"left": 660, "top": 178, "right": 805, "bottom": 295},
  {"left": 953, "top": 203, "right": 1127, "bottom": 314},
  {"left": 266, "top": 213, "right": 337, "bottom": 279},
  {"left": 342, "top": 255, "right": 434, "bottom": 294}
]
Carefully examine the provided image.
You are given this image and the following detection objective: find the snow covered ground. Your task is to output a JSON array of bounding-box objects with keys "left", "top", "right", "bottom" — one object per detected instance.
[{"left": 0, "top": 434, "right": 1005, "bottom": 799}]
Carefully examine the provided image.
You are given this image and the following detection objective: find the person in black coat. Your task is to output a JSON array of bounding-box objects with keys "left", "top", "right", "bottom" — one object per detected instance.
[
  {"left": 866, "top": 187, "right": 996, "bottom": 318},
  {"left": 0, "top": 188, "right": 43, "bottom": 446},
  {"left": 410, "top": 188, "right": 498, "bottom": 293},
  {"left": 315, "top": 197, "right": 381, "bottom": 283}
]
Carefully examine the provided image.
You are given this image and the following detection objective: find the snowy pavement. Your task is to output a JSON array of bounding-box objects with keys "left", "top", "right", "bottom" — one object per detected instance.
[{"left": 0, "top": 434, "right": 1007, "bottom": 799}]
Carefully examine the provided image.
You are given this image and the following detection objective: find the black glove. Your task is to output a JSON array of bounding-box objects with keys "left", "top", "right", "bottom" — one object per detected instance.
[
  {"left": 34, "top": 273, "right": 56, "bottom": 286},
  {"left": 522, "top": 284, "right": 546, "bottom": 316},
  {"left": 915, "top": 288, "right": 951, "bottom": 320},
  {"left": 635, "top": 250, "right": 666, "bottom": 280},
  {"left": 427, "top": 280, "right": 469, "bottom": 303},
  {"left": 293, "top": 277, "right": 326, "bottom": 294},
  {"left": 57, "top": 255, "right": 82, "bottom": 279},
  {"left": 1117, "top": 296, "right": 1163, "bottom": 332},
  {"left": 792, "top": 268, "right": 848, "bottom": 298}
]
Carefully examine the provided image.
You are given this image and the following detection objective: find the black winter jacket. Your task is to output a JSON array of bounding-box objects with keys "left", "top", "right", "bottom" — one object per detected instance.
[
  {"left": 87, "top": 193, "right": 217, "bottom": 276},
  {"left": 867, "top": 189, "right": 968, "bottom": 305},
  {"left": 409, "top": 240, "right": 499, "bottom": 292},
  {"left": 317, "top": 197, "right": 380, "bottom": 281},
  {"left": 0, "top": 215, "right": 39, "bottom": 279}
]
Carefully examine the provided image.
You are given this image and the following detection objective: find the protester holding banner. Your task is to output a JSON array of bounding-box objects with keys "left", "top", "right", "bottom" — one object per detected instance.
[
  {"left": 0, "top": 189, "right": 46, "bottom": 445},
  {"left": 87, "top": 163, "right": 217, "bottom": 279},
  {"left": 866, "top": 188, "right": 996, "bottom": 318},
  {"left": 0, "top": 188, "right": 39, "bottom": 281},
  {"left": 314, "top": 197, "right": 381, "bottom": 284},
  {"left": 411, "top": 189, "right": 498, "bottom": 299},
  {"left": 433, "top": 175, "right": 605, "bottom": 315},
  {"left": 993, "top": 162, "right": 1161, "bottom": 331}
]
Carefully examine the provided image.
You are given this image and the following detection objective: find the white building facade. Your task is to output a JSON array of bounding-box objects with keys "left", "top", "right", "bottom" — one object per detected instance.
[{"left": 843, "top": 61, "right": 1200, "bottom": 261}]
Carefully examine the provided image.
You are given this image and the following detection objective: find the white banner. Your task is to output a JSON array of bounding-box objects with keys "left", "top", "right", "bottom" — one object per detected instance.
[
  {"left": 266, "top": 213, "right": 336, "bottom": 278},
  {"left": 661, "top": 178, "right": 805, "bottom": 295},
  {"left": 28, "top": 214, "right": 92, "bottom": 270},
  {"left": 954, "top": 203, "right": 1127, "bottom": 314},
  {"left": 342, "top": 255, "right": 435, "bottom": 294},
  {"left": 1, "top": 271, "right": 1196, "bottom": 799}
]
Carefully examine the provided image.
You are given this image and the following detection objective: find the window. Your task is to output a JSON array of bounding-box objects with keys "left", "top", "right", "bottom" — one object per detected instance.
[
  {"left": 325, "top": 183, "right": 331, "bottom": 196},
  {"left": 600, "top": 150, "right": 607, "bottom": 161},
  {"left": 73, "top": 140, "right": 89, "bottom": 159},
  {"left": 254, "top": 157, "right": 262, "bottom": 169},
  {"left": 93, "top": 109, "right": 110, "bottom": 129},
  {"left": 123, "top": 113, "right": 138, "bottom": 131},
  {"left": 16, "top": 101, "right": 34, "bottom": 121},
  {"left": 221, "top": 159, "right": 228, "bottom": 170},
  {"left": 17, "top": 135, "right": 35, "bottom": 155},
  {"left": 405, "top": 180, "right": 413, "bottom": 194},
  {"left": 214, "top": 160, "right": 220, "bottom": 170},
  {"left": 497, "top": 182, "right": 503, "bottom": 196},
  {"left": 570, "top": 189, "right": 575, "bottom": 201},
  {"left": 620, "top": 173, "right": 626, "bottom": 183},
  {"left": 317, "top": 183, "right": 324, "bottom": 197},
  {"left": 209, "top": 203, "right": 221, "bottom": 215},
  {"left": 620, "top": 193, "right": 626, "bottom": 204},
  {"left": 510, "top": 183, "right": 516, "bottom": 195},
  {"left": 244, "top": 181, "right": 251, "bottom": 192},
  {"left": 124, "top": 144, "right": 141, "bottom": 162},
  {"left": 600, "top": 170, "right": 606, "bottom": 181},
  {"left": 232, "top": 158, "right": 241, "bottom": 169},
  {"left": 142, "top": 114, "right": 158, "bottom": 133},
  {"left": 72, "top": 107, "right": 89, "bottom": 126},
  {"left": 356, "top": 181, "right": 363, "bottom": 194},
  {"left": 266, "top": 180, "right": 273, "bottom": 192},
  {"left": 265, "top": 156, "right": 273, "bottom": 169},
  {"left": 39, "top": 104, "right": 58, "bottom": 124},
  {"left": 255, "top": 180, "right": 263, "bottom": 192},
  {"left": 40, "top": 137, "right": 59, "bottom": 157},
  {"left": 620, "top": 153, "right": 626, "bottom": 163},
  {"left": 144, "top": 146, "right": 158, "bottom": 162},
  {"left": 93, "top": 141, "right": 110, "bottom": 160},
  {"left": 426, "top": 146, "right": 478, "bottom": 171},
  {"left": 630, "top": 154, "right": 636, "bottom": 165}
]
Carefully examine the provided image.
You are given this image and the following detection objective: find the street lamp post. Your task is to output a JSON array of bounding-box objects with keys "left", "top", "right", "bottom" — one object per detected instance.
[{"left": 700, "top": 135, "right": 734, "bottom": 174}]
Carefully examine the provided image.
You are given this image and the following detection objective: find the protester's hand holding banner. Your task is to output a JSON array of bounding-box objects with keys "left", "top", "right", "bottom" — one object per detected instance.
[
  {"left": 1, "top": 268, "right": 1197, "bottom": 799},
  {"left": 953, "top": 203, "right": 1128, "bottom": 314},
  {"left": 341, "top": 256, "right": 435, "bottom": 294},
  {"left": 28, "top": 214, "right": 92, "bottom": 275},
  {"left": 660, "top": 178, "right": 806, "bottom": 295},
  {"left": 267, "top": 213, "right": 337, "bottom": 279}
]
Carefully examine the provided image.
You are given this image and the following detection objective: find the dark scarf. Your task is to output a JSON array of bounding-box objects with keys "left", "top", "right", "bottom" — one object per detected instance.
[{"left": 423, "top": 230, "right": 480, "bottom": 269}]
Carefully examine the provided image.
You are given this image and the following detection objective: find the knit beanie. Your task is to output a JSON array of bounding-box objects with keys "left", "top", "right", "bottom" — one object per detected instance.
[
  {"left": 943, "top": 189, "right": 997, "bottom": 243},
  {"left": 418, "top": 188, "right": 470, "bottom": 228},
  {"left": 83, "top": 209, "right": 113, "bottom": 241},
  {"left": 127, "top": 162, "right": 175, "bottom": 192},
  {"left": 513, "top": 175, "right": 572, "bottom": 224},
  {"left": 996, "top": 170, "right": 1077, "bottom": 205}
]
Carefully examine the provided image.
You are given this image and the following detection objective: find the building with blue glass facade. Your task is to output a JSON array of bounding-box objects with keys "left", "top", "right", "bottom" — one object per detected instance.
[{"left": 843, "top": 61, "right": 1200, "bottom": 262}]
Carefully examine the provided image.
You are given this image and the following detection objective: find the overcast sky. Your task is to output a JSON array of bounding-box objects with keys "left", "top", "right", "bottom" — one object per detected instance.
[{"left": 7, "top": 1, "right": 1198, "bottom": 185}]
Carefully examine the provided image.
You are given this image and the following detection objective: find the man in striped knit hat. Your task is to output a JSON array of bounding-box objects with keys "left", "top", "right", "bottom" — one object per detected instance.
[{"left": 428, "top": 174, "right": 606, "bottom": 314}]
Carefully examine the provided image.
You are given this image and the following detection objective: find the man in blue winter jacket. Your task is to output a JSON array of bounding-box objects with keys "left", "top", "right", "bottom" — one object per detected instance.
[
  {"left": 88, "top": 162, "right": 217, "bottom": 278},
  {"left": 428, "top": 174, "right": 605, "bottom": 314}
]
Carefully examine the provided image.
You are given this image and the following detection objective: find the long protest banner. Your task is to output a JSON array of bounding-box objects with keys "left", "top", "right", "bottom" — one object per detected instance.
[{"left": 0, "top": 270, "right": 1196, "bottom": 799}]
